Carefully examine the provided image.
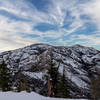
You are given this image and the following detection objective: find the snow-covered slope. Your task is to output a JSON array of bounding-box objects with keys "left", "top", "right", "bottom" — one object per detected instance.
[
  {"left": 0, "top": 91, "right": 87, "bottom": 100},
  {"left": 0, "top": 43, "right": 100, "bottom": 98}
]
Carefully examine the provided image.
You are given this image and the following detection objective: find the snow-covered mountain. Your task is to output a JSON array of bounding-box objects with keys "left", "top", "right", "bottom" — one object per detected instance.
[{"left": 0, "top": 43, "right": 100, "bottom": 99}]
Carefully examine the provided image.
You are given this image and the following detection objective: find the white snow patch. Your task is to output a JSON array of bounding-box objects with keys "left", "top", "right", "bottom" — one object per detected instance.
[
  {"left": 23, "top": 71, "right": 44, "bottom": 80},
  {"left": 0, "top": 91, "right": 88, "bottom": 100},
  {"left": 67, "top": 72, "right": 87, "bottom": 88}
]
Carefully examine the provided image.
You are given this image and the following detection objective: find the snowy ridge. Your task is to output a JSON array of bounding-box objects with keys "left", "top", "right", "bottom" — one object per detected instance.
[{"left": 0, "top": 43, "right": 100, "bottom": 98}]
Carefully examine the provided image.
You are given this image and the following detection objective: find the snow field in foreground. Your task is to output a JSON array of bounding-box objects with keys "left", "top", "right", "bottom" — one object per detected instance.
[{"left": 0, "top": 91, "right": 88, "bottom": 100}]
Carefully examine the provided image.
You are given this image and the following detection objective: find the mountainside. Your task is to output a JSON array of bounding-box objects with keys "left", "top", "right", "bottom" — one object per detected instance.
[{"left": 0, "top": 43, "right": 100, "bottom": 98}]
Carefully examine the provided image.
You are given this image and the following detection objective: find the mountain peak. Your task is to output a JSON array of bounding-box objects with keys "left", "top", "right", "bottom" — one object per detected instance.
[{"left": 0, "top": 43, "right": 100, "bottom": 98}]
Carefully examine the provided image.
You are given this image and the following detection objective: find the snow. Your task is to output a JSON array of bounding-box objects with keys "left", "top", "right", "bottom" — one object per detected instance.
[
  {"left": 23, "top": 71, "right": 44, "bottom": 80},
  {"left": 0, "top": 43, "right": 100, "bottom": 98},
  {"left": 67, "top": 72, "right": 87, "bottom": 88},
  {"left": 0, "top": 91, "right": 88, "bottom": 100}
]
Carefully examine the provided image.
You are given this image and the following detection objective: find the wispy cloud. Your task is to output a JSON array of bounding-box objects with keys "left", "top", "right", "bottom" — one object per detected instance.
[
  {"left": 81, "top": 0, "right": 100, "bottom": 30},
  {"left": 0, "top": 0, "right": 100, "bottom": 52}
]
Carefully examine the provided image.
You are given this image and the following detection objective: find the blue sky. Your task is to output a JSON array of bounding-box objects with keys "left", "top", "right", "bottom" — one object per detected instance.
[{"left": 0, "top": 0, "right": 100, "bottom": 52}]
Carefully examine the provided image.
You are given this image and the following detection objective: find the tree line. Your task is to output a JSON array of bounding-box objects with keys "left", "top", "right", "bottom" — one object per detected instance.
[
  {"left": 0, "top": 60, "right": 29, "bottom": 92},
  {"left": 0, "top": 56, "right": 100, "bottom": 100}
]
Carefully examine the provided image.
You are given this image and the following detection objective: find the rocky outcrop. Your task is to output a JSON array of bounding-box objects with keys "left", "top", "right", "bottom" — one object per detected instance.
[{"left": 0, "top": 43, "right": 100, "bottom": 98}]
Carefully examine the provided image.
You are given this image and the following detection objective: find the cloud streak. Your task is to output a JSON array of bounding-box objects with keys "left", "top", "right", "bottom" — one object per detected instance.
[{"left": 0, "top": 0, "right": 100, "bottom": 52}]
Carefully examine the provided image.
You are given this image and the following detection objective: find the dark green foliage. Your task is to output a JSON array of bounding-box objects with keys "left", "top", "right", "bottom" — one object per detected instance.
[
  {"left": 56, "top": 73, "right": 70, "bottom": 98},
  {"left": 17, "top": 76, "right": 30, "bottom": 92},
  {"left": 48, "top": 50, "right": 59, "bottom": 97},
  {"left": 56, "top": 66, "right": 70, "bottom": 98},
  {"left": 48, "top": 49, "right": 70, "bottom": 98},
  {"left": 17, "top": 81, "right": 24, "bottom": 92},
  {"left": 0, "top": 61, "right": 12, "bottom": 91},
  {"left": 48, "top": 64, "right": 58, "bottom": 96},
  {"left": 90, "top": 75, "right": 100, "bottom": 100}
]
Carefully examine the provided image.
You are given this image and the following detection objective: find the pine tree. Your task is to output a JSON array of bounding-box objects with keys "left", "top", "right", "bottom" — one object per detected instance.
[
  {"left": 0, "top": 61, "right": 12, "bottom": 91},
  {"left": 48, "top": 49, "right": 59, "bottom": 97},
  {"left": 56, "top": 66, "right": 70, "bottom": 98},
  {"left": 24, "top": 76, "right": 30, "bottom": 92},
  {"left": 17, "top": 81, "right": 24, "bottom": 92},
  {"left": 17, "top": 76, "right": 30, "bottom": 92},
  {"left": 90, "top": 74, "right": 100, "bottom": 100},
  {"left": 47, "top": 49, "right": 70, "bottom": 98}
]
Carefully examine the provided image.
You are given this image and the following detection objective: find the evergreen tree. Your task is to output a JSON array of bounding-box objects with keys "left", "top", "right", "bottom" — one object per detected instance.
[
  {"left": 90, "top": 74, "right": 100, "bottom": 100},
  {"left": 0, "top": 61, "right": 12, "bottom": 91},
  {"left": 56, "top": 66, "right": 70, "bottom": 98},
  {"left": 48, "top": 49, "right": 59, "bottom": 97},
  {"left": 47, "top": 49, "right": 70, "bottom": 98},
  {"left": 17, "top": 81, "right": 24, "bottom": 92},
  {"left": 24, "top": 76, "right": 30, "bottom": 92},
  {"left": 17, "top": 76, "right": 30, "bottom": 92}
]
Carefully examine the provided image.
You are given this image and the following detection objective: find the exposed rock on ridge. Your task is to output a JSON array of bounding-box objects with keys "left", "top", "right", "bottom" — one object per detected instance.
[{"left": 0, "top": 43, "right": 100, "bottom": 98}]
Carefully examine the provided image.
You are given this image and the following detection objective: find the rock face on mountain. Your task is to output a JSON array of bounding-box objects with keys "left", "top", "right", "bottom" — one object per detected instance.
[{"left": 0, "top": 43, "right": 100, "bottom": 98}]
